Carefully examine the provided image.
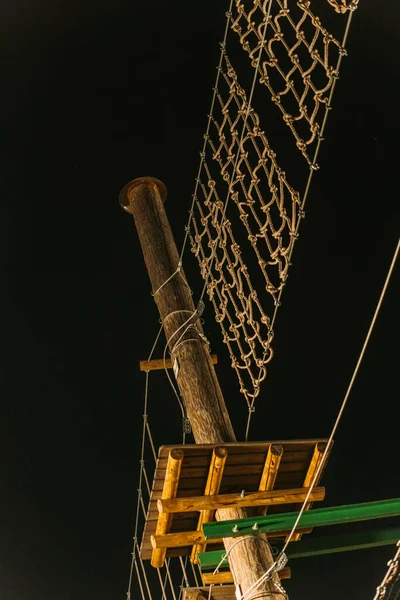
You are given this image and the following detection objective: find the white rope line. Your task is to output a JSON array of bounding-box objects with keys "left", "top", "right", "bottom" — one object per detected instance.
[
  {"left": 139, "top": 553, "right": 153, "bottom": 600},
  {"left": 126, "top": 323, "right": 164, "bottom": 600},
  {"left": 179, "top": 556, "right": 190, "bottom": 589},
  {"left": 165, "top": 558, "right": 179, "bottom": 600},
  {"left": 190, "top": 561, "right": 201, "bottom": 588},
  {"left": 239, "top": 237, "right": 400, "bottom": 600},
  {"left": 162, "top": 309, "right": 199, "bottom": 441},
  {"left": 151, "top": 262, "right": 182, "bottom": 298},
  {"left": 212, "top": 536, "right": 270, "bottom": 575},
  {"left": 156, "top": 568, "right": 168, "bottom": 600},
  {"left": 245, "top": 5, "right": 357, "bottom": 441}
]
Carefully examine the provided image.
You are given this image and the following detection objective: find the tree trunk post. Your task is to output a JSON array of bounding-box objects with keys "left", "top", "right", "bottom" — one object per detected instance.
[{"left": 120, "top": 177, "right": 286, "bottom": 600}]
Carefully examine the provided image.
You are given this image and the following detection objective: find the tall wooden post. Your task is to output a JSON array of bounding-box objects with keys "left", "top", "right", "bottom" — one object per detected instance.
[{"left": 120, "top": 177, "right": 286, "bottom": 600}]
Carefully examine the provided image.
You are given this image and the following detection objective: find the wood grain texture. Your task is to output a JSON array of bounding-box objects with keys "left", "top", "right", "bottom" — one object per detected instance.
[
  {"left": 158, "top": 486, "right": 325, "bottom": 513},
  {"left": 140, "top": 354, "right": 218, "bottom": 371},
  {"left": 191, "top": 446, "right": 228, "bottom": 563},
  {"left": 151, "top": 448, "right": 184, "bottom": 567},
  {"left": 140, "top": 439, "right": 328, "bottom": 560},
  {"left": 124, "top": 179, "right": 235, "bottom": 445}
]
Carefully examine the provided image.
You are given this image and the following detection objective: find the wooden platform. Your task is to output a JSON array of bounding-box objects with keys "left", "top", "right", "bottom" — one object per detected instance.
[
  {"left": 183, "top": 587, "right": 236, "bottom": 600},
  {"left": 141, "top": 439, "right": 330, "bottom": 564},
  {"left": 182, "top": 575, "right": 291, "bottom": 600}
]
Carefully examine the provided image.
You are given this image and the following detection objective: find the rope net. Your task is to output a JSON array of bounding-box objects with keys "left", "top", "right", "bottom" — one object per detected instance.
[
  {"left": 229, "top": 0, "right": 348, "bottom": 167},
  {"left": 188, "top": 0, "right": 356, "bottom": 416},
  {"left": 189, "top": 52, "right": 300, "bottom": 407}
]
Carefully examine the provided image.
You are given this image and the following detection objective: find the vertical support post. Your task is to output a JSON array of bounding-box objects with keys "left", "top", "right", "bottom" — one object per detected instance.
[{"left": 120, "top": 177, "right": 286, "bottom": 600}]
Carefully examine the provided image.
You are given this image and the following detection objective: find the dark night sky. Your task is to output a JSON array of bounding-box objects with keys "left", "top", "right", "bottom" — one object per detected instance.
[{"left": 1, "top": 1, "right": 399, "bottom": 599}]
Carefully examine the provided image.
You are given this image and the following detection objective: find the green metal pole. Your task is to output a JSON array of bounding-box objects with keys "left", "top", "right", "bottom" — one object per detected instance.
[
  {"left": 198, "top": 526, "right": 400, "bottom": 570},
  {"left": 203, "top": 498, "right": 400, "bottom": 540}
]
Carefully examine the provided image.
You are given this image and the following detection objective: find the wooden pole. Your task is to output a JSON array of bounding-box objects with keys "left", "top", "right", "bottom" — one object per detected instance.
[{"left": 120, "top": 177, "right": 286, "bottom": 600}]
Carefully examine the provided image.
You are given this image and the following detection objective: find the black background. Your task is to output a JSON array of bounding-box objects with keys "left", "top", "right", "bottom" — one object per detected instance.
[{"left": 1, "top": 1, "right": 399, "bottom": 599}]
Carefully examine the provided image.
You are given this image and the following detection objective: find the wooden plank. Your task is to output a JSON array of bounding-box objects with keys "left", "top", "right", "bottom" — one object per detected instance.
[
  {"left": 151, "top": 526, "right": 314, "bottom": 550},
  {"left": 257, "top": 444, "right": 283, "bottom": 518},
  {"left": 191, "top": 446, "right": 228, "bottom": 564},
  {"left": 184, "top": 587, "right": 234, "bottom": 600},
  {"left": 202, "top": 571, "right": 234, "bottom": 585},
  {"left": 156, "top": 450, "right": 312, "bottom": 469},
  {"left": 151, "top": 448, "right": 184, "bottom": 568},
  {"left": 158, "top": 487, "right": 325, "bottom": 514},
  {"left": 151, "top": 471, "right": 305, "bottom": 492},
  {"left": 158, "top": 439, "right": 328, "bottom": 458},
  {"left": 154, "top": 461, "right": 307, "bottom": 481},
  {"left": 291, "top": 442, "right": 327, "bottom": 542},
  {"left": 259, "top": 444, "right": 283, "bottom": 491},
  {"left": 202, "top": 567, "right": 291, "bottom": 585},
  {"left": 140, "top": 354, "right": 218, "bottom": 371}
]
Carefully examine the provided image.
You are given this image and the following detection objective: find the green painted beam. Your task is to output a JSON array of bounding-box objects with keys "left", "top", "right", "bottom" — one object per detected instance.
[
  {"left": 198, "top": 526, "right": 400, "bottom": 570},
  {"left": 203, "top": 498, "right": 400, "bottom": 540}
]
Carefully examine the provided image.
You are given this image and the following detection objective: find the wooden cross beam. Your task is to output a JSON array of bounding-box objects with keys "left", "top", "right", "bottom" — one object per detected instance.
[
  {"left": 201, "top": 567, "right": 291, "bottom": 585},
  {"left": 140, "top": 355, "right": 218, "bottom": 372},
  {"left": 190, "top": 446, "right": 228, "bottom": 564},
  {"left": 151, "top": 448, "right": 184, "bottom": 568},
  {"left": 157, "top": 486, "right": 325, "bottom": 514}
]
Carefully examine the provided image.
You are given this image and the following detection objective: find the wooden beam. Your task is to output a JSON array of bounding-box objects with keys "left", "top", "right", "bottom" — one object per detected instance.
[
  {"left": 201, "top": 567, "right": 291, "bottom": 585},
  {"left": 259, "top": 444, "right": 283, "bottom": 491},
  {"left": 151, "top": 527, "right": 313, "bottom": 550},
  {"left": 183, "top": 593, "right": 207, "bottom": 600},
  {"left": 151, "top": 448, "right": 184, "bottom": 567},
  {"left": 191, "top": 446, "right": 228, "bottom": 564},
  {"left": 291, "top": 442, "right": 327, "bottom": 542},
  {"left": 157, "top": 486, "right": 325, "bottom": 514},
  {"left": 202, "top": 572, "right": 234, "bottom": 585},
  {"left": 183, "top": 589, "right": 229, "bottom": 600},
  {"left": 140, "top": 354, "right": 218, "bottom": 372},
  {"left": 257, "top": 444, "right": 283, "bottom": 517}
]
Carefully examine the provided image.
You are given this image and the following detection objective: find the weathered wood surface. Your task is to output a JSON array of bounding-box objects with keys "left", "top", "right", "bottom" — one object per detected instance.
[
  {"left": 157, "top": 486, "right": 325, "bottom": 514},
  {"left": 121, "top": 179, "right": 327, "bottom": 599},
  {"left": 150, "top": 527, "right": 313, "bottom": 550},
  {"left": 140, "top": 354, "right": 218, "bottom": 372},
  {"left": 151, "top": 448, "right": 184, "bottom": 567},
  {"left": 191, "top": 446, "right": 228, "bottom": 563},
  {"left": 201, "top": 567, "right": 291, "bottom": 585},
  {"left": 121, "top": 178, "right": 235, "bottom": 445}
]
